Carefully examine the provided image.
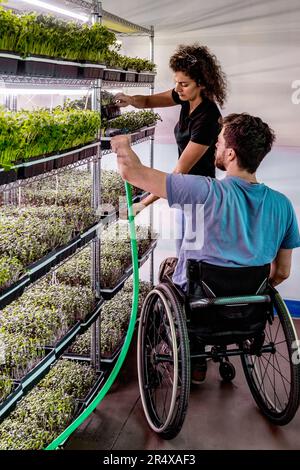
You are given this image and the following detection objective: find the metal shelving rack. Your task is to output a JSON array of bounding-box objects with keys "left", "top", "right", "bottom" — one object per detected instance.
[
  {"left": 89, "top": 0, "right": 155, "bottom": 370},
  {"left": 0, "top": 0, "right": 156, "bottom": 416}
]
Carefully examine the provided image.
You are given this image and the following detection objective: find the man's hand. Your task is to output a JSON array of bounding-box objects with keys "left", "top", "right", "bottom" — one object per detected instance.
[
  {"left": 111, "top": 135, "right": 131, "bottom": 155},
  {"left": 111, "top": 135, "right": 142, "bottom": 183},
  {"left": 114, "top": 93, "right": 132, "bottom": 107},
  {"left": 111, "top": 134, "right": 167, "bottom": 200}
]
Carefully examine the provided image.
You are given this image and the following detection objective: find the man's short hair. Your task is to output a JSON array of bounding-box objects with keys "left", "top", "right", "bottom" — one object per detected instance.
[{"left": 220, "top": 113, "right": 276, "bottom": 173}]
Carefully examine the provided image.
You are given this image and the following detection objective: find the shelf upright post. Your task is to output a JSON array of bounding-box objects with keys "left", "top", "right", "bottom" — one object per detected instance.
[
  {"left": 149, "top": 25, "right": 155, "bottom": 286},
  {"left": 3, "top": 94, "right": 18, "bottom": 205},
  {"left": 90, "top": 0, "right": 103, "bottom": 371}
]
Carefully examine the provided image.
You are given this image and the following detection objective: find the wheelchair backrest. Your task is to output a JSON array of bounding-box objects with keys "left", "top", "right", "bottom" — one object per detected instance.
[
  {"left": 186, "top": 260, "right": 270, "bottom": 300},
  {"left": 186, "top": 260, "right": 271, "bottom": 345}
]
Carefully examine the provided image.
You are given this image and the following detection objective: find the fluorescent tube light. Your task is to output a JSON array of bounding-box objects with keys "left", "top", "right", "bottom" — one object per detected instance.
[
  {"left": 18, "top": 0, "right": 89, "bottom": 22},
  {"left": 0, "top": 88, "right": 91, "bottom": 95}
]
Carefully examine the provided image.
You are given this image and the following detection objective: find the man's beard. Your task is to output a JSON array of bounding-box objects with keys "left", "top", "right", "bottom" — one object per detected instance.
[{"left": 215, "top": 150, "right": 226, "bottom": 171}]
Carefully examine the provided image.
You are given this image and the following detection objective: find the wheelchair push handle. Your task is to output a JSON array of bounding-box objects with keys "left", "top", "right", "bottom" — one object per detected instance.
[{"left": 189, "top": 294, "right": 271, "bottom": 310}]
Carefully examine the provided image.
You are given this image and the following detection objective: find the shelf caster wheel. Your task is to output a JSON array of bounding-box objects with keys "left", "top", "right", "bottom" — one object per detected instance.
[{"left": 219, "top": 361, "right": 236, "bottom": 382}]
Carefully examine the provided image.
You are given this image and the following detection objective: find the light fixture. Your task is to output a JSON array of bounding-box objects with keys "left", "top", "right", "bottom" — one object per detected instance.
[
  {"left": 0, "top": 88, "right": 92, "bottom": 95},
  {"left": 18, "top": 0, "right": 89, "bottom": 22}
]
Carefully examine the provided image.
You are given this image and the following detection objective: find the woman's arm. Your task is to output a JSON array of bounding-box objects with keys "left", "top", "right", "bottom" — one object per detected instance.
[
  {"left": 115, "top": 90, "right": 177, "bottom": 109},
  {"left": 174, "top": 141, "right": 209, "bottom": 173}
]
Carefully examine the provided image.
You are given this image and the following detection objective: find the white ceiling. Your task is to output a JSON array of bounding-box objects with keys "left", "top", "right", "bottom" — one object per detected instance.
[{"left": 5, "top": 0, "right": 300, "bottom": 36}]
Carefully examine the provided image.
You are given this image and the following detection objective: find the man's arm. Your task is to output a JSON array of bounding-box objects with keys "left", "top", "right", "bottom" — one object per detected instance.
[
  {"left": 111, "top": 135, "right": 167, "bottom": 199},
  {"left": 270, "top": 248, "right": 293, "bottom": 286},
  {"left": 137, "top": 141, "right": 209, "bottom": 208}
]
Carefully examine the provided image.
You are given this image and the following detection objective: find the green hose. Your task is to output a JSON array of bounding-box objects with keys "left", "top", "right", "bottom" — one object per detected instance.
[{"left": 45, "top": 181, "right": 139, "bottom": 450}]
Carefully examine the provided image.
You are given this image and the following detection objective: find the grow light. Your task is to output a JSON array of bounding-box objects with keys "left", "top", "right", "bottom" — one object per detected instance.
[
  {"left": 18, "top": 0, "right": 89, "bottom": 22},
  {"left": 0, "top": 88, "right": 91, "bottom": 95}
]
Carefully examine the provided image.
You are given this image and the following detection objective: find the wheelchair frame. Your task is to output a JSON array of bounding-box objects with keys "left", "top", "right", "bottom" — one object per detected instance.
[{"left": 137, "top": 281, "right": 300, "bottom": 439}]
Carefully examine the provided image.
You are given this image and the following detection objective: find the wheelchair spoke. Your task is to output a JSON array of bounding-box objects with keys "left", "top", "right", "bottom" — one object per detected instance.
[
  {"left": 255, "top": 354, "right": 268, "bottom": 401},
  {"left": 273, "top": 347, "right": 291, "bottom": 364},
  {"left": 274, "top": 353, "right": 290, "bottom": 403},
  {"left": 259, "top": 354, "right": 291, "bottom": 385},
  {"left": 256, "top": 354, "right": 290, "bottom": 410},
  {"left": 255, "top": 355, "right": 286, "bottom": 411}
]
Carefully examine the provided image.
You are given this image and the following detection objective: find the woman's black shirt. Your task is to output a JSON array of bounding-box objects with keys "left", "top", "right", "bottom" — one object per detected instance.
[{"left": 172, "top": 89, "right": 221, "bottom": 177}]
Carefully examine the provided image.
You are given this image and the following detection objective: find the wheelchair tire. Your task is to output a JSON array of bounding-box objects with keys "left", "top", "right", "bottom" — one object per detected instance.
[
  {"left": 137, "top": 283, "right": 190, "bottom": 439},
  {"left": 219, "top": 361, "right": 236, "bottom": 383},
  {"left": 241, "top": 288, "right": 300, "bottom": 425}
]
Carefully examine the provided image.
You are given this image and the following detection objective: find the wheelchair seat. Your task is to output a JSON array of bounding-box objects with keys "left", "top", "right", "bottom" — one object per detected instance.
[{"left": 185, "top": 260, "right": 271, "bottom": 345}]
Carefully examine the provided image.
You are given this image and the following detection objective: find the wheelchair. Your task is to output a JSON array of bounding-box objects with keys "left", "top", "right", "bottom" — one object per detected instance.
[{"left": 137, "top": 260, "right": 300, "bottom": 439}]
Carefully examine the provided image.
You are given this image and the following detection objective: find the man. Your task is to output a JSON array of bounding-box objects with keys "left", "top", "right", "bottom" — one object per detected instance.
[
  {"left": 112, "top": 113, "right": 300, "bottom": 384},
  {"left": 111, "top": 113, "right": 300, "bottom": 293}
]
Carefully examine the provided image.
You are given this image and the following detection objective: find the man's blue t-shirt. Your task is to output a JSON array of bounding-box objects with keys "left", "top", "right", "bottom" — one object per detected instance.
[{"left": 166, "top": 174, "right": 300, "bottom": 290}]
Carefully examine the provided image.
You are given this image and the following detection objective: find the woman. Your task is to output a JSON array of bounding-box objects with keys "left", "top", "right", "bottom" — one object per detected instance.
[{"left": 115, "top": 43, "right": 227, "bottom": 254}]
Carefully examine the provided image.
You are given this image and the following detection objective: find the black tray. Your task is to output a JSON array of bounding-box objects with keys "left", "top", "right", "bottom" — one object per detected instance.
[
  {"left": 18, "top": 157, "right": 55, "bottom": 179},
  {"left": 79, "top": 223, "right": 99, "bottom": 247},
  {"left": 100, "top": 239, "right": 157, "bottom": 300},
  {"left": 131, "top": 130, "right": 146, "bottom": 142},
  {"left": 0, "top": 55, "right": 18, "bottom": 75},
  {"left": 145, "top": 126, "right": 156, "bottom": 137},
  {"left": 101, "top": 104, "right": 121, "bottom": 120},
  {"left": 28, "top": 250, "right": 57, "bottom": 283},
  {"left": 120, "top": 70, "right": 137, "bottom": 82},
  {"left": 103, "top": 68, "right": 122, "bottom": 81},
  {"left": 0, "top": 382, "right": 23, "bottom": 422},
  {"left": 100, "top": 334, "right": 126, "bottom": 364},
  {"left": 18, "top": 59, "right": 55, "bottom": 78},
  {"left": 54, "top": 62, "right": 78, "bottom": 79},
  {"left": 0, "top": 142, "right": 99, "bottom": 186},
  {"left": 0, "top": 167, "right": 18, "bottom": 185},
  {"left": 100, "top": 268, "right": 131, "bottom": 300},
  {"left": 55, "top": 237, "right": 80, "bottom": 264},
  {"left": 74, "top": 371, "right": 104, "bottom": 413},
  {"left": 53, "top": 151, "right": 79, "bottom": 170},
  {"left": 78, "top": 64, "right": 105, "bottom": 80},
  {"left": 0, "top": 275, "right": 30, "bottom": 310},
  {"left": 136, "top": 72, "right": 156, "bottom": 83}
]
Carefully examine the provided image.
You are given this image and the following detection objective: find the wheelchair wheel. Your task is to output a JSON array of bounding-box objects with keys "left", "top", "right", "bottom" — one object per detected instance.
[
  {"left": 137, "top": 283, "right": 190, "bottom": 439},
  {"left": 219, "top": 360, "right": 236, "bottom": 383},
  {"left": 241, "top": 289, "right": 300, "bottom": 425}
]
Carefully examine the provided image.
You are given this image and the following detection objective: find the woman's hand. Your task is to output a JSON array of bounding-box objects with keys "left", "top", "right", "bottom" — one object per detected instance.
[
  {"left": 114, "top": 93, "right": 132, "bottom": 107},
  {"left": 132, "top": 202, "right": 146, "bottom": 216},
  {"left": 119, "top": 201, "right": 146, "bottom": 220}
]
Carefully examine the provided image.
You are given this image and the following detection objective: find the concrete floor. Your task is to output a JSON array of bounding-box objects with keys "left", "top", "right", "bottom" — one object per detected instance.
[{"left": 66, "top": 320, "right": 300, "bottom": 451}]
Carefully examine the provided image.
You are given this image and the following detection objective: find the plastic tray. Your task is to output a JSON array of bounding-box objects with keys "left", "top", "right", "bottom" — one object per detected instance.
[{"left": 100, "top": 239, "right": 157, "bottom": 300}]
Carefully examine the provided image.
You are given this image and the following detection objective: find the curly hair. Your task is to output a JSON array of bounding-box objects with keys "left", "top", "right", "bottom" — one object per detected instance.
[
  {"left": 221, "top": 113, "right": 276, "bottom": 173},
  {"left": 169, "top": 43, "right": 227, "bottom": 107}
]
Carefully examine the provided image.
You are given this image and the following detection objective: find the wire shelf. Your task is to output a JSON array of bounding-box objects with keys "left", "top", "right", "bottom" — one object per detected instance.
[
  {"left": 0, "top": 154, "right": 100, "bottom": 192},
  {"left": 101, "top": 135, "right": 153, "bottom": 156},
  {"left": 0, "top": 74, "right": 94, "bottom": 87}
]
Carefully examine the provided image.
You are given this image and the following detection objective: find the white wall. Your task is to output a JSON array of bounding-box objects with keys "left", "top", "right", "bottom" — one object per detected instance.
[{"left": 115, "top": 0, "right": 300, "bottom": 146}]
